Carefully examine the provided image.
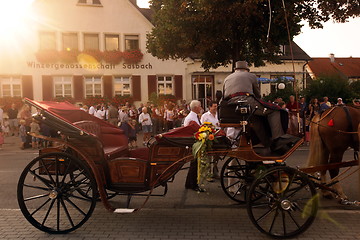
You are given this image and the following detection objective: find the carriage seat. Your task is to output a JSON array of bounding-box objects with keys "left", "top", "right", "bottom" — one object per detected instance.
[
  {"left": 73, "top": 120, "right": 129, "bottom": 160},
  {"left": 218, "top": 98, "right": 251, "bottom": 124}
]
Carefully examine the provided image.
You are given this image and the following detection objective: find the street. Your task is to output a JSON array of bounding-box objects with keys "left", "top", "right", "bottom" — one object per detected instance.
[{"left": 0, "top": 135, "right": 359, "bottom": 239}]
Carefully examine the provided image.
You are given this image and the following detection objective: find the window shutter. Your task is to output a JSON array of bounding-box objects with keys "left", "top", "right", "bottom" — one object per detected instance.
[
  {"left": 148, "top": 75, "right": 157, "bottom": 99},
  {"left": 174, "top": 75, "right": 183, "bottom": 99},
  {"left": 132, "top": 75, "right": 141, "bottom": 101},
  {"left": 103, "top": 75, "right": 113, "bottom": 99},
  {"left": 42, "top": 76, "right": 53, "bottom": 101},
  {"left": 21, "top": 75, "right": 33, "bottom": 99},
  {"left": 73, "top": 75, "right": 84, "bottom": 101}
]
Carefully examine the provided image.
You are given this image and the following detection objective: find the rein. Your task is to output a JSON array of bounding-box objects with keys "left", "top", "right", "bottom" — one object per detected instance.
[{"left": 310, "top": 107, "right": 359, "bottom": 135}]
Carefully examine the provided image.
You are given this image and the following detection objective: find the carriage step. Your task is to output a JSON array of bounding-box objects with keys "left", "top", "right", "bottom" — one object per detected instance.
[{"left": 114, "top": 208, "right": 135, "bottom": 214}]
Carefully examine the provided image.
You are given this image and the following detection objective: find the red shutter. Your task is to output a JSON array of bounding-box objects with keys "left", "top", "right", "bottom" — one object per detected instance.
[
  {"left": 132, "top": 75, "right": 141, "bottom": 101},
  {"left": 21, "top": 75, "right": 33, "bottom": 99},
  {"left": 73, "top": 75, "right": 84, "bottom": 101},
  {"left": 103, "top": 75, "right": 113, "bottom": 99},
  {"left": 174, "top": 75, "right": 183, "bottom": 99},
  {"left": 42, "top": 76, "right": 53, "bottom": 101},
  {"left": 148, "top": 75, "right": 157, "bottom": 99}
]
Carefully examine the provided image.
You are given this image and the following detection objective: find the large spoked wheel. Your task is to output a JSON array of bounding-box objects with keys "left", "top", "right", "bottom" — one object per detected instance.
[
  {"left": 17, "top": 152, "right": 98, "bottom": 234},
  {"left": 247, "top": 166, "right": 318, "bottom": 238},
  {"left": 220, "top": 157, "right": 255, "bottom": 203}
]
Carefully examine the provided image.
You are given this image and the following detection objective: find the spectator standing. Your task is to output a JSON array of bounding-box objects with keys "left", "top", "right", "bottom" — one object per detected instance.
[
  {"left": 108, "top": 103, "right": 119, "bottom": 126},
  {"left": 200, "top": 101, "right": 220, "bottom": 180},
  {"left": 0, "top": 104, "right": 3, "bottom": 125},
  {"left": 119, "top": 107, "right": 130, "bottom": 137},
  {"left": 320, "top": 96, "right": 331, "bottom": 112},
  {"left": 94, "top": 105, "right": 105, "bottom": 119},
  {"left": 286, "top": 95, "right": 300, "bottom": 135},
  {"left": 88, "top": 105, "right": 96, "bottom": 115},
  {"left": 308, "top": 98, "right": 320, "bottom": 120},
  {"left": 2, "top": 116, "right": 9, "bottom": 137},
  {"left": 184, "top": 100, "right": 203, "bottom": 192},
  {"left": 7, "top": 103, "right": 18, "bottom": 136},
  {"left": 0, "top": 122, "right": 4, "bottom": 150},
  {"left": 19, "top": 104, "right": 32, "bottom": 148},
  {"left": 30, "top": 118, "right": 41, "bottom": 149},
  {"left": 138, "top": 107, "right": 152, "bottom": 145},
  {"left": 19, "top": 120, "right": 27, "bottom": 149},
  {"left": 336, "top": 98, "right": 344, "bottom": 106},
  {"left": 353, "top": 99, "right": 360, "bottom": 106},
  {"left": 299, "top": 97, "right": 307, "bottom": 134},
  {"left": 128, "top": 120, "right": 138, "bottom": 149},
  {"left": 164, "top": 104, "right": 175, "bottom": 131}
]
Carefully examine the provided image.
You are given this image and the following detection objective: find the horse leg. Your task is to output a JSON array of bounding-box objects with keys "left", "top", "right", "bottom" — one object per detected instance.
[
  {"left": 329, "top": 150, "right": 348, "bottom": 201},
  {"left": 319, "top": 149, "right": 334, "bottom": 199}
]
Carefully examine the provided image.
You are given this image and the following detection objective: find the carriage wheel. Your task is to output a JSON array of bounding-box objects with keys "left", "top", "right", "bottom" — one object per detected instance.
[
  {"left": 220, "top": 157, "right": 255, "bottom": 203},
  {"left": 247, "top": 166, "right": 318, "bottom": 238},
  {"left": 17, "top": 152, "right": 98, "bottom": 234}
]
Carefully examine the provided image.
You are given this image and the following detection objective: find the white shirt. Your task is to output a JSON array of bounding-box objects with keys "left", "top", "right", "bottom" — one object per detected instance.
[
  {"left": 94, "top": 109, "right": 105, "bottom": 119},
  {"left": 138, "top": 112, "right": 152, "bottom": 126},
  {"left": 183, "top": 111, "right": 201, "bottom": 127},
  {"left": 200, "top": 111, "right": 219, "bottom": 129},
  {"left": 88, "top": 106, "right": 95, "bottom": 115}
]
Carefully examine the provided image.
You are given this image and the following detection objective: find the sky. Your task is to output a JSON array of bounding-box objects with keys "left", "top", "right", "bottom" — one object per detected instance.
[{"left": 137, "top": 0, "right": 360, "bottom": 58}]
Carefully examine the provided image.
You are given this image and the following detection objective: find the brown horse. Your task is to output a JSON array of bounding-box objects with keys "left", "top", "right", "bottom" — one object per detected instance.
[{"left": 306, "top": 106, "right": 360, "bottom": 200}]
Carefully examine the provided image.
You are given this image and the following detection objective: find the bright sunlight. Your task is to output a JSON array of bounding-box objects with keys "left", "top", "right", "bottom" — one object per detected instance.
[{"left": 0, "top": 0, "right": 35, "bottom": 46}]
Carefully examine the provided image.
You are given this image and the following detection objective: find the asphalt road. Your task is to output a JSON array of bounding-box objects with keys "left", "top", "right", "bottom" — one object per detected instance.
[{"left": 1, "top": 135, "right": 360, "bottom": 239}]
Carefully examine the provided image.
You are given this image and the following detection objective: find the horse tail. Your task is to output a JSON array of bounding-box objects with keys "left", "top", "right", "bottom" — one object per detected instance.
[{"left": 306, "top": 114, "right": 327, "bottom": 167}]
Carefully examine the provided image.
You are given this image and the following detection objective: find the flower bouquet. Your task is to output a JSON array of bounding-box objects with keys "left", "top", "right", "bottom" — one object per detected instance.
[{"left": 192, "top": 122, "right": 218, "bottom": 187}]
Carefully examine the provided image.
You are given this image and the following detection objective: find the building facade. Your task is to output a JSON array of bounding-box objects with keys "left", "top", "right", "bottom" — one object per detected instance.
[{"left": 0, "top": 0, "right": 311, "bottom": 107}]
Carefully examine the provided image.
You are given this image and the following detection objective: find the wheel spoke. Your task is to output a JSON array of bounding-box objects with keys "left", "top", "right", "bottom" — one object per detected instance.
[
  {"left": 224, "top": 180, "right": 241, "bottom": 190},
  {"left": 269, "top": 207, "right": 279, "bottom": 234},
  {"left": 60, "top": 198, "right": 75, "bottom": 228},
  {"left": 24, "top": 193, "right": 49, "bottom": 202},
  {"left": 41, "top": 199, "right": 55, "bottom": 227},
  {"left": 256, "top": 205, "right": 276, "bottom": 222},
  {"left": 23, "top": 184, "right": 50, "bottom": 191},
  {"left": 66, "top": 193, "right": 92, "bottom": 202},
  {"left": 30, "top": 198, "right": 52, "bottom": 216},
  {"left": 40, "top": 159, "right": 56, "bottom": 186},
  {"left": 286, "top": 184, "right": 307, "bottom": 199},
  {"left": 65, "top": 198, "right": 86, "bottom": 216},
  {"left": 282, "top": 209, "right": 286, "bottom": 236},
  {"left": 60, "top": 158, "right": 72, "bottom": 185},
  {"left": 286, "top": 210, "right": 301, "bottom": 228},
  {"left": 28, "top": 170, "right": 53, "bottom": 188},
  {"left": 57, "top": 198, "right": 60, "bottom": 231}
]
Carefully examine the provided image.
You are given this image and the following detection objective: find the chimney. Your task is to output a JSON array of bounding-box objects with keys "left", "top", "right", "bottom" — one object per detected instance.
[
  {"left": 129, "top": 0, "right": 137, "bottom": 6},
  {"left": 329, "top": 53, "right": 335, "bottom": 63}
]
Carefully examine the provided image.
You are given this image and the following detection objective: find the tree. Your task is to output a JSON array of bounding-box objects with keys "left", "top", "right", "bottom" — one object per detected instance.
[
  {"left": 303, "top": 76, "right": 354, "bottom": 104},
  {"left": 147, "top": 0, "right": 360, "bottom": 70}
]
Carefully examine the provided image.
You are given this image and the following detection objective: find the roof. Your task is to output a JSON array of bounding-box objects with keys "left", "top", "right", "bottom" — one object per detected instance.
[
  {"left": 129, "top": 0, "right": 153, "bottom": 22},
  {"left": 308, "top": 57, "right": 360, "bottom": 79},
  {"left": 280, "top": 41, "right": 311, "bottom": 61}
]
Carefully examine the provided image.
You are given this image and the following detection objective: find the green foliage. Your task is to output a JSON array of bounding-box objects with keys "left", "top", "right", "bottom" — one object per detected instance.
[
  {"left": 304, "top": 76, "right": 354, "bottom": 103},
  {"left": 349, "top": 81, "right": 360, "bottom": 99},
  {"left": 147, "top": 0, "right": 359, "bottom": 70},
  {"left": 263, "top": 80, "right": 296, "bottom": 103},
  {"left": 0, "top": 97, "right": 23, "bottom": 112},
  {"left": 149, "top": 93, "right": 177, "bottom": 105}
]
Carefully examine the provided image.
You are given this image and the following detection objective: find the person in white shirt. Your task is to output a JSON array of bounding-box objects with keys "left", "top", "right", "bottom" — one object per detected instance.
[
  {"left": 88, "top": 105, "right": 96, "bottom": 115},
  {"left": 200, "top": 101, "right": 219, "bottom": 128},
  {"left": 138, "top": 107, "right": 152, "bottom": 145},
  {"left": 184, "top": 100, "right": 204, "bottom": 192},
  {"left": 94, "top": 105, "right": 105, "bottom": 119},
  {"left": 200, "top": 101, "right": 220, "bottom": 180},
  {"left": 183, "top": 100, "right": 202, "bottom": 127}
]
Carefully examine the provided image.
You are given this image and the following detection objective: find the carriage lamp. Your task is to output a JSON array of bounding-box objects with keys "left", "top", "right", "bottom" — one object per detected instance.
[{"left": 278, "top": 83, "right": 285, "bottom": 89}]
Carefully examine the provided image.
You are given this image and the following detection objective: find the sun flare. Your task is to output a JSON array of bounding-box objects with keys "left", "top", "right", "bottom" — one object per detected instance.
[{"left": 0, "top": 0, "right": 36, "bottom": 46}]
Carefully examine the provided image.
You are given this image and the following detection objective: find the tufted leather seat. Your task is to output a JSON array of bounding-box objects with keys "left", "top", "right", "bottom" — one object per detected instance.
[{"left": 73, "top": 120, "right": 129, "bottom": 160}]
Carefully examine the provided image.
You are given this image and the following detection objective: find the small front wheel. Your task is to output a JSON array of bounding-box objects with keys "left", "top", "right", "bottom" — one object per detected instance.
[
  {"left": 17, "top": 152, "right": 98, "bottom": 234},
  {"left": 247, "top": 166, "right": 318, "bottom": 238}
]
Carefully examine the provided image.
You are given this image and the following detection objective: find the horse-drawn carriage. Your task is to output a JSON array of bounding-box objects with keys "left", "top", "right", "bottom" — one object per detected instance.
[{"left": 17, "top": 98, "right": 358, "bottom": 238}]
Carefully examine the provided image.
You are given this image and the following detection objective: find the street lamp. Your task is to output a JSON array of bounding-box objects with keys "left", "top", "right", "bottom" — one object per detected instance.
[{"left": 278, "top": 83, "right": 285, "bottom": 90}]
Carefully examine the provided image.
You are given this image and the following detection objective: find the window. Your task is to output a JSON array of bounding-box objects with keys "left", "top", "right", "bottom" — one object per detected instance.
[
  {"left": 53, "top": 76, "right": 72, "bottom": 97},
  {"left": 77, "top": 0, "right": 102, "bottom": 5},
  {"left": 125, "top": 35, "right": 139, "bottom": 50},
  {"left": 39, "top": 32, "right": 56, "bottom": 50},
  {"left": 62, "top": 33, "right": 78, "bottom": 51},
  {"left": 105, "top": 34, "right": 119, "bottom": 51},
  {"left": 114, "top": 76, "right": 131, "bottom": 96},
  {"left": 84, "top": 33, "right": 99, "bottom": 50},
  {"left": 85, "top": 76, "right": 102, "bottom": 97},
  {"left": 0, "top": 76, "right": 21, "bottom": 97},
  {"left": 157, "top": 76, "right": 173, "bottom": 95}
]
